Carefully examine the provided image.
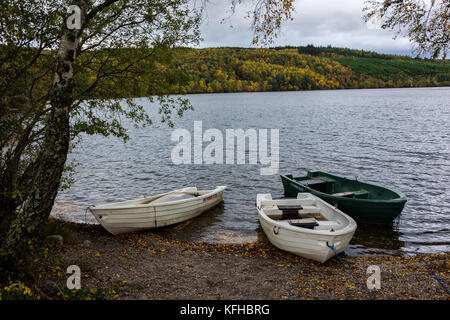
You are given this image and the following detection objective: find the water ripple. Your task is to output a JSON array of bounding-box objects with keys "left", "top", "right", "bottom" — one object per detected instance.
[{"left": 53, "top": 87, "right": 450, "bottom": 256}]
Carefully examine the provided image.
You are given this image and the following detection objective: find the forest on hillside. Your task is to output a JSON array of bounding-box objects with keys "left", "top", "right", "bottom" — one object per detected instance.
[
  {"left": 105, "top": 46, "right": 450, "bottom": 97},
  {"left": 5, "top": 46, "right": 449, "bottom": 105}
]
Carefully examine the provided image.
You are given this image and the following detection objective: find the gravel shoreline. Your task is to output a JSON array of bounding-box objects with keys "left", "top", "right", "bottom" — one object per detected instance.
[{"left": 37, "top": 220, "right": 449, "bottom": 300}]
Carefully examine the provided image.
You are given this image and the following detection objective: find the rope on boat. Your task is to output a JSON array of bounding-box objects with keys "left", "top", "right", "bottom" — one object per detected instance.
[
  {"left": 84, "top": 206, "right": 90, "bottom": 224},
  {"left": 326, "top": 242, "right": 376, "bottom": 299},
  {"left": 419, "top": 254, "right": 450, "bottom": 295}
]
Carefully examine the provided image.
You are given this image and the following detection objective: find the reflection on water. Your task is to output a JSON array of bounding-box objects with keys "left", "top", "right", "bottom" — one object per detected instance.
[
  {"left": 347, "top": 222, "right": 404, "bottom": 256},
  {"left": 154, "top": 202, "right": 228, "bottom": 241},
  {"left": 53, "top": 87, "right": 450, "bottom": 256}
]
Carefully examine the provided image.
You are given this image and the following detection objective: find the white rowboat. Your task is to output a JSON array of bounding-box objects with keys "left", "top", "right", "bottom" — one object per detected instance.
[
  {"left": 256, "top": 192, "right": 356, "bottom": 263},
  {"left": 89, "top": 186, "right": 226, "bottom": 235}
]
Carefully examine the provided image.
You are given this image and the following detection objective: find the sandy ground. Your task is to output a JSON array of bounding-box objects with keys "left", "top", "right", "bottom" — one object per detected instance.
[{"left": 32, "top": 219, "right": 449, "bottom": 300}]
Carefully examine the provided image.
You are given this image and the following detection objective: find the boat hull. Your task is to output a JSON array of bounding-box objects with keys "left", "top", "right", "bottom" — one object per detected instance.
[
  {"left": 281, "top": 171, "right": 406, "bottom": 223},
  {"left": 259, "top": 216, "right": 354, "bottom": 263},
  {"left": 89, "top": 186, "right": 226, "bottom": 235},
  {"left": 257, "top": 193, "right": 356, "bottom": 263}
]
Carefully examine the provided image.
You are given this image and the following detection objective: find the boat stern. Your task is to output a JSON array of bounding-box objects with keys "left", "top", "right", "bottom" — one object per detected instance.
[{"left": 256, "top": 193, "right": 273, "bottom": 208}]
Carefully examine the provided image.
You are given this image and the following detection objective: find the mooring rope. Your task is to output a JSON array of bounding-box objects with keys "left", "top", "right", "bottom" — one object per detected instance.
[
  {"left": 326, "top": 242, "right": 376, "bottom": 299},
  {"left": 419, "top": 254, "right": 450, "bottom": 295},
  {"left": 84, "top": 206, "right": 90, "bottom": 224}
]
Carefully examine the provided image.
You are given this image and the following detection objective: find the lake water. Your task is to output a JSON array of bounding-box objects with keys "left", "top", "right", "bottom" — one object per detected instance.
[{"left": 53, "top": 87, "right": 450, "bottom": 256}]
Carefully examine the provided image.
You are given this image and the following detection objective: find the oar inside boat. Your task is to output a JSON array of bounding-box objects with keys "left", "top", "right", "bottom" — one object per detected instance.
[{"left": 140, "top": 190, "right": 200, "bottom": 205}]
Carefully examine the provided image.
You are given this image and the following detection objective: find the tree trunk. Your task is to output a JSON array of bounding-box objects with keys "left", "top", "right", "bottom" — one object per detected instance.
[{"left": 0, "top": 1, "right": 90, "bottom": 262}]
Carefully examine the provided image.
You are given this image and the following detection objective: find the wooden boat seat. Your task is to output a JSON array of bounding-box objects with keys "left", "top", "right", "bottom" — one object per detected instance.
[
  {"left": 288, "top": 218, "right": 319, "bottom": 229},
  {"left": 332, "top": 191, "right": 354, "bottom": 198},
  {"left": 277, "top": 205, "right": 303, "bottom": 211},
  {"left": 276, "top": 204, "right": 303, "bottom": 219},
  {"left": 267, "top": 212, "right": 328, "bottom": 221},
  {"left": 301, "top": 178, "right": 327, "bottom": 185},
  {"left": 332, "top": 190, "right": 369, "bottom": 199}
]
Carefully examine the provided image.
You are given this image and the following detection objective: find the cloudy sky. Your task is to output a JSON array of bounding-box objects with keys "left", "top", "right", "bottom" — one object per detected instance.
[{"left": 198, "top": 0, "right": 413, "bottom": 55}]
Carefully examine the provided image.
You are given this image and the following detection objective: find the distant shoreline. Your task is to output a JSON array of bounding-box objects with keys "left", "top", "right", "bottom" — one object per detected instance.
[{"left": 161, "top": 84, "right": 450, "bottom": 96}]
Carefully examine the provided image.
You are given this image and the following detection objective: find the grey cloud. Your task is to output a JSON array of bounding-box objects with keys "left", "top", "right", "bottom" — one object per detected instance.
[{"left": 197, "top": 0, "right": 413, "bottom": 55}]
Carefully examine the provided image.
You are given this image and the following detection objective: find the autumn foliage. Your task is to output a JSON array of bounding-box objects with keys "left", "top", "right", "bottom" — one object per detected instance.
[{"left": 85, "top": 46, "right": 450, "bottom": 98}]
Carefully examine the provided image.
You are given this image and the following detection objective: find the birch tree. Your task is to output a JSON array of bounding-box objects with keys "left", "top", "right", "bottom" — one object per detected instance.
[
  {"left": 364, "top": 0, "right": 449, "bottom": 59},
  {"left": 0, "top": 0, "right": 201, "bottom": 264}
]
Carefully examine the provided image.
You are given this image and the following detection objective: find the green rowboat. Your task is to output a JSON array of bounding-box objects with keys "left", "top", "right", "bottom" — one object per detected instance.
[{"left": 280, "top": 170, "right": 407, "bottom": 223}]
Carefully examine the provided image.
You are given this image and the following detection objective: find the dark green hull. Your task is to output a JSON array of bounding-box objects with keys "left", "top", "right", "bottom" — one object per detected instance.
[{"left": 280, "top": 171, "right": 407, "bottom": 223}]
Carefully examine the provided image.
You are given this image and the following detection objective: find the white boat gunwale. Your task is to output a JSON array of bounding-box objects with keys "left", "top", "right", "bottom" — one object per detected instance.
[{"left": 89, "top": 186, "right": 226, "bottom": 210}]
